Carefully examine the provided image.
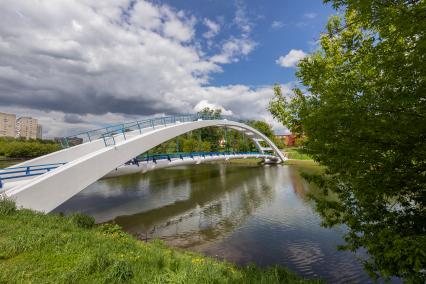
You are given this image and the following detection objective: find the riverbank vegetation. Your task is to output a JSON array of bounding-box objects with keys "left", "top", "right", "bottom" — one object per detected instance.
[
  {"left": 0, "top": 137, "right": 60, "bottom": 159},
  {"left": 0, "top": 198, "right": 321, "bottom": 283},
  {"left": 269, "top": 0, "right": 425, "bottom": 281},
  {"left": 225, "top": 158, "right": 263, "bottom": 164},
  {"left": 283, "top": 148, "right": 311, "bottom": 160}
]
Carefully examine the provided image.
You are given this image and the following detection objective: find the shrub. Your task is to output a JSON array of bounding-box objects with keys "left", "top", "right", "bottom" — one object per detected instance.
[
  {"left": 0, "top": 138, "right": 60, "bottom": 158},
  {"left": 98, "top": 223, "right": 128, "bottom": 239},
  {"left": 69, "top": 213, "right": 95, "bottom": 229},
  {"left": 0, "top": 197, "right": 16, "bottom": 216}
]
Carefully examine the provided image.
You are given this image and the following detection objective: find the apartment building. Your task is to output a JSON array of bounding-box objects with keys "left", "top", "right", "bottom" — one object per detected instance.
[
  {"left": 16, "top": 117, "right": 38, "bottom": 140},
  {"left": 37, "top": 125, "right": 43, "bottom": 139},
  {"left": 0, "top": 112, "right": 16, "bottom": 137}
]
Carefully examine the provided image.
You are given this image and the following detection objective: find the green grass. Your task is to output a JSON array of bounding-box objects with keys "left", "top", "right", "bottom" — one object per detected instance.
[
  {"left": 0, "top": 158, "right": 23, "bottom": 169},
  {"left": 283, "top": 148, "right": 312, "bottom": 160},
  {"left": 225, "top": 158, "right": 263, "bottom": 164},
  {"left": 284, "top": 160, "right": 321, "bottom": 172},
  {"left": 0, "top": 199, "right": 322, "bottom": 284}
]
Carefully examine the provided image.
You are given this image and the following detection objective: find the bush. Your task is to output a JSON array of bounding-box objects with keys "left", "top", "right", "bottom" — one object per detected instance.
[
  {"left": 0, "top": 197, "right": 16, "bottom": 216},
  {"left": 0, "top": 138, "right": 60, "bottom": 158},
  {"left": 98, "top": 223, "right": 128, "bottom": 239},
  {"left": 69, "top": 213, "right": 95, "bottom": 229}
]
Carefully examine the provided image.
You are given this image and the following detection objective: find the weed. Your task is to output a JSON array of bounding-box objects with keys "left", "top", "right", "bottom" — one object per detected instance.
[{"left": 0, "top": 196, "right": 16, "bottom": 216}]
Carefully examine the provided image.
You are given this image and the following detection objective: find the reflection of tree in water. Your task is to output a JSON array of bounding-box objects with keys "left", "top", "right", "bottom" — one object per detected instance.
[
  {"left": 102, "top": 165, "right": 223, "bottom": 192},
  {"left": 113, "top": 163, "right": 276, "bottom": 248},
  {"left": 287, "top": 165, "right": 340, "bottom": 209},
  {"left": 288, "top": 167, "right": 309, "bottom": 200}
]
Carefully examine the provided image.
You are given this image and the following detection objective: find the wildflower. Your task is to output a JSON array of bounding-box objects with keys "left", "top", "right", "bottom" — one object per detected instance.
[{"left": 191, "top": 258, "right": 204, "bottom": 264}]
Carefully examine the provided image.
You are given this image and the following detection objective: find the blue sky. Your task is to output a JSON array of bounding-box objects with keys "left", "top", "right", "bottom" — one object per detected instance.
[
  {"left": 161, "top": 0, "right": 335, "bottom": 86},
  {"left": 0, "top": 0, "right": 337, "bottom": 136}
]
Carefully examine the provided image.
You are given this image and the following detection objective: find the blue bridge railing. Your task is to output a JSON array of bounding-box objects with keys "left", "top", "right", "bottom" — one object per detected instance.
[
  {"left": 0, "top": 163, "right": 67, "bottom": 189},
  {"left": 135, "top": 151, "right": 268, "bottom": 164},
  {"left": 59, "top": 114, "right": 236, "bottom": 149},
  {"left": 0, "top": 152, "right": 274, "bottom": 190}
]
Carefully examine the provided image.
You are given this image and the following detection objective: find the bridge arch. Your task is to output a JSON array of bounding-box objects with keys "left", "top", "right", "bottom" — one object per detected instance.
[{"left": 4, "top": 118, "right": 285, "bottom": 212}]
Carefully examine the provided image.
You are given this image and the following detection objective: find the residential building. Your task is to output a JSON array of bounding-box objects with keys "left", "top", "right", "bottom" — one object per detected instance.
[
  {"left": 0, "top": 112, "right": 16, "bottom": 138},
  {"left": 275, "top": 134, "right": 297, "bottom": 147},
  {"left": 16, "top": 117, "right": 38, "bottom": 140},
  {"left": 37, "top": 125, "right": 43, "bottom": 139}
]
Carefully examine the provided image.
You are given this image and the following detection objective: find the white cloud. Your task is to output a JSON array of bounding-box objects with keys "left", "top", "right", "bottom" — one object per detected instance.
[
  {"left": 202, "top": 18, "right": 220, "bottom": 39},
  {"left": 234, "top": 0, "right": 252, "bottom": 34},
  {"left": 71, "top": 20, "right": 83, "bottom": 32},
  {"left": 163, "top": 17, "right": 195, "bottom": 42},
  {"left": 0, "top": 1, "right": 214, "bottom": 114},
  {"left": 195, "top": 84, "right": 293, "bottom": 134},
  {"left": 210, "top": 38, "right": 256, "bottom": 64},
  {"left": 130, "top": 2, "right": 196, "bottom": 42},
  {"left": 130, "top": 1, "right": 162, "bottom": 30},
  {"left": 276, "top": 49, "right": 307, "bottom": 68},
  {"left": 271, "top": 21, "right": 285, "bottom": 29},
  {"left": 209, "top": 1, "right": 257, "bottom": 65},
  {"left": 303, "top": 12, "right": 317, "bottom": 19},
  {"left": 193, "top": 100, "right": 233, "bottom": 115},
  {"left": 0, "top": 0, "right": 285, "bottom": 137}
]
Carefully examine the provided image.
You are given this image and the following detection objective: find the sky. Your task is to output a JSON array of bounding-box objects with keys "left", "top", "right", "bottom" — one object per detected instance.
[{"left": 0, "top": 0, "right": 336, "bottom": 138}]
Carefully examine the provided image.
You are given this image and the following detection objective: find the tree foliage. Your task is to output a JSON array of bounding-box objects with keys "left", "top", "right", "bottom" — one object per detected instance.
[
  {"left": 197, "top": 107, "right": 223, "bottom": 151},
  {"left": 197, "top": 107, "right": 222, "bottom": 119},
  {"left": 248, "top": 120, "right": 275, "bottom": 140},
  {"left": 270, "top": 0, "right": 425, "bottom": 281},
  {"left": 0, "top": 137, "right": 60, "bottom": 159}
]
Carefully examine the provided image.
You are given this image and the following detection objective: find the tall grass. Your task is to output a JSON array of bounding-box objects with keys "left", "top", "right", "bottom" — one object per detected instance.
[
  {"left": 284, "top": 148, "right": 312, "bottom": 160},
  {"left": 0, "top": 198, "right": 322, "bottom": 283}
]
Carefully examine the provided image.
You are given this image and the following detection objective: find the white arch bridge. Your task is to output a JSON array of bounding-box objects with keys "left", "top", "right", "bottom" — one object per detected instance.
[{"left": 0, "top": 114, "right": 286, "bottom": 213}]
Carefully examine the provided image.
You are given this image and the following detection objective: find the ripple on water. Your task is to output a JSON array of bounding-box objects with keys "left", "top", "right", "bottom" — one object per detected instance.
[
  {"left": 283, "top": 240, "right": 374, "bottom": 283},
  {"left": 285, "top": 241, "right": 324, "bottom": 277}
]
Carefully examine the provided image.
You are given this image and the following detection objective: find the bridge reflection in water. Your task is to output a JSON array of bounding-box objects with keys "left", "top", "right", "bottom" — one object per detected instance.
[{"left": 55, "top": 162, "right": 374, "bottom": 284}]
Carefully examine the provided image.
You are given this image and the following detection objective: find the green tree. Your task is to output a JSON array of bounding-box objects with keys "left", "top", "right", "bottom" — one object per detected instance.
[
  {"left": 200, "top": 141, "right": 211, "bottom": 152},
  {"left": 197, "top": 107, "right": 222, "bottom": 119},
  {"left": 238, "top": 139, "right": 251, "bottom": 152},
  {"left": 269, "top": 1, "right": 425, "bottom": 282},
  {"left": 248, "top": 120, "right": 275, "bottom": 140},
  {"left": 182, "top": 138, "right": 197, "bottom": 153},
  {"left": 0, "top": 138, "right": 60, "bottom": 159},
  {"left": 197, "top": 107, "right": 223, "bottom": 151}
]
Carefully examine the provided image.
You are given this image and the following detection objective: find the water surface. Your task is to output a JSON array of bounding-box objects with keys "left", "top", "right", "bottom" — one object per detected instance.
[{"left": 56, "top": 162, "right": 375, "bottom": 283}]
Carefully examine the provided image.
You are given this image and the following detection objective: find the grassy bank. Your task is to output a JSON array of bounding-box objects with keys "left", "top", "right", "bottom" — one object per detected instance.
[
  {"left": 284, "top": 159, "right": 315, "bottom": 165},
  {"left": 0, "top": 199, "right": 321, "bottom": 283},
  {"left": 225, "top": 158, "right": 263, "bottom": 164},
  {"left": 283, "top": 148, "right": 312, "bottom": 160},
  {"left": 0, "top": 157, "right": 23, "bottom": 168}
]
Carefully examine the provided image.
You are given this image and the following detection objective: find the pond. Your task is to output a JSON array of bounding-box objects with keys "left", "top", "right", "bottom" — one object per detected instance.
[{"left": 55, "top": 161, "right": 377, "bottom": 283}]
